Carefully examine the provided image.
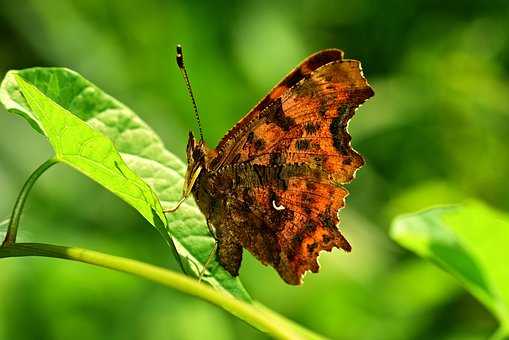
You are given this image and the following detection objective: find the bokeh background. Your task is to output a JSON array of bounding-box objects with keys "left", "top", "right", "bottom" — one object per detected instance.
[{"left": 1, "top": 1, "right": 508, "bottom": 339}]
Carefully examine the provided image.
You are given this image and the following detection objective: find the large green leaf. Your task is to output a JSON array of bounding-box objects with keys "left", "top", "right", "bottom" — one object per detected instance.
[
  {"left": 15, "top": 74, "right": 166, "bottom": 228},
  {"left": 0, "top": 68, "right": 250, "bottom": 301},
  {"left": 390, "top": 201, "right": 509, "bottom": 336}
]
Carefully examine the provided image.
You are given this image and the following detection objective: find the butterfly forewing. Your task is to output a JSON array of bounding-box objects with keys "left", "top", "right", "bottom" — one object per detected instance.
[{"left": 210, "top": 49, "right": 373, "bottom": 184}]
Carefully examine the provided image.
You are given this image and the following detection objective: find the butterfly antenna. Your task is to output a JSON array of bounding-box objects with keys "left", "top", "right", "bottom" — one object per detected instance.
[{"left": 176, "top": 44, "right": 204, "bottom": 141}]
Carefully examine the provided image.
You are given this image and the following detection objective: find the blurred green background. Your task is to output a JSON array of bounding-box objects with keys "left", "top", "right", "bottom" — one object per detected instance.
[{"left": 1, "top": 0, "right": 508, "bottom": 339}]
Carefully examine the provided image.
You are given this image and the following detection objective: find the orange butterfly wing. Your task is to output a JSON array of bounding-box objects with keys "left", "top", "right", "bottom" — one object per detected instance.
[
  {"left": 218, "top": 165, "right": 351, "bottom": 284},
  {"left": 205, "top": 50, "right": 373, "bottom": 284},
  {"left": 210, "top": 49, "right": 373, "bottom": 184}
]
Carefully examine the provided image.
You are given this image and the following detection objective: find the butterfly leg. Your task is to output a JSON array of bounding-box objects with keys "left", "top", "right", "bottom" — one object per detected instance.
[
  {"left": 198, "top": 241, "right": 218, "bottom": 282},
  {"left": 206, "top": 220, "right": 217, "bottom": 238},
  {"left": 165, "top": 153, "right": 203, "bottom": 213},
  {"left": 197, "top": 221, "right": 218, "bottom": 282},
  {"left": 163, "top": 196, "right": 187, "bottom": 213}
]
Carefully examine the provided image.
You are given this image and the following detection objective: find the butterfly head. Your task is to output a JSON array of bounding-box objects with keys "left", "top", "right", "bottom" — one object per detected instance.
[{"left": 183, "top": 131, "right": 206, "bottom": 197}]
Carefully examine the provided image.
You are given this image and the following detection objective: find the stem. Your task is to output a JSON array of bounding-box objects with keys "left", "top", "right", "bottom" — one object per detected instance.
[
  {"left": 0, "top": 242, "right": 325, "bottom": 340},
  {"left": 2, "top": 158, "right": 58, "bottom": 246}
]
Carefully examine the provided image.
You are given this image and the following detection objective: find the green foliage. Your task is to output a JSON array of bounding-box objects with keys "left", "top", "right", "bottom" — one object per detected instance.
[
  {"left": 0, "top": 68, "right": 250, "bottom": 301},
  {"left": 1, "top": 1, "right": 509, "bottom": 339},
  {"left": 391, "top": 201, "right": 509, "bottom": 337}
]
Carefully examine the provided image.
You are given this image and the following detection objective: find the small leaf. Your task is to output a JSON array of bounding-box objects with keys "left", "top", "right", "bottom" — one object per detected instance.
[
  {"left": 0, "top": 68, "right": 250, "bottom": 301},
  {"left": 390, "top": 201, "right": 509, "bottom": 333}
]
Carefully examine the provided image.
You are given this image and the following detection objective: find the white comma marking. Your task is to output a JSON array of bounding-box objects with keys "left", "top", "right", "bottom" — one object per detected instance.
[{"left": 272, "top": 200, "right": 285, "bottom": 211}]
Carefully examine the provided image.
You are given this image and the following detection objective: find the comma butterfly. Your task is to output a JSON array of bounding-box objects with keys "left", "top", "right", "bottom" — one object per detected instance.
[{"left": 167, "top": 45, "right": 373, "bottom": 284}]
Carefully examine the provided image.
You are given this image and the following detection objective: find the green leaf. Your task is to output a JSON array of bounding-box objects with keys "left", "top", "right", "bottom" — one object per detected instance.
[
  {"left": 0, "top": 68, "right": 250, "bottom": 301},
  {"left": 390, "top": 201, "right": 509, "bottom": 335},
  {"left": 15, "top": 74, "right": 166, "bottom": 228}
]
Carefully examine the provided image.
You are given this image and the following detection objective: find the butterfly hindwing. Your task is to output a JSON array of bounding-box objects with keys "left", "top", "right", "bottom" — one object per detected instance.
[{"left": 213, "top": 164, "right": 350, "bottom": 284}]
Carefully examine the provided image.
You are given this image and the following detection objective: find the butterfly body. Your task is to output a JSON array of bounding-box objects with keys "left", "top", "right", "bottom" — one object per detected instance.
[{"left": 182, "top": 49, "right": 373, "bottom": 284}]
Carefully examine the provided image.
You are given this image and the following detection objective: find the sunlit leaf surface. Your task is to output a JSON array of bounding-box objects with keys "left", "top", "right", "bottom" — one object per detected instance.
[{"left": 391, "top": 201, "right": 509, "bottom": 335}]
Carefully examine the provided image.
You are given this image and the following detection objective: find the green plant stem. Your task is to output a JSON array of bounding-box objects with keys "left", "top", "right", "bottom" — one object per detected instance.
[
  {"left": 0, "top": 242, "right": 326, "bottom": 340},
  {"left": 2, "top": 158, "right": 58, "bottom": 246}
]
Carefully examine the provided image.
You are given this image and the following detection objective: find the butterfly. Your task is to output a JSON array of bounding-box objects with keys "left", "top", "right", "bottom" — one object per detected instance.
[{"left": 168, "top": 45, "right": 374, "bottom": 284}]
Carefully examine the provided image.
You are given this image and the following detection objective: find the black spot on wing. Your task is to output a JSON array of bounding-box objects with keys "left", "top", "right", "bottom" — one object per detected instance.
[
  {"left": 337, "top": 105, "right": 349, "bottom": 117},
  {"left": 329, "top": 117, "right": 348, "bottom": 155},
  {"left": 246, "top": 131, "right": 266, "bottom": 151},
  {"left": 319, "top": 208, "right": 336, "bottom": 228},
  {"left": 307, "top": 243, "right": 318, "bottom": 253},
  {"left": 266, "top": 98, "right": 295, "bottom": 131},
  {"left": 295, "top": 139, "right": 310, "bottom": 150},
  {"left": 305, "top": 182, "right": 317, "bottom": 191},
  {"left": 304, "top": 122, "right": 320, "bottom": 134},
  {"left": 254, "top": 138, "right": 265, "bottom": 151}
]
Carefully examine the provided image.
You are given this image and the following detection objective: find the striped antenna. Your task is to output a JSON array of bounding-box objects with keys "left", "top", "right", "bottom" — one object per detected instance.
[{"left": 176, "top": 44, "right": 204, "bottom": 141}]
